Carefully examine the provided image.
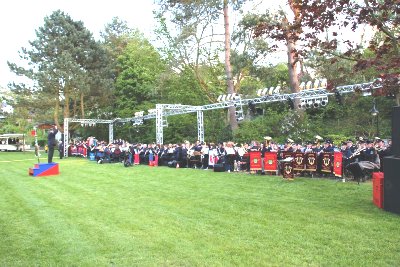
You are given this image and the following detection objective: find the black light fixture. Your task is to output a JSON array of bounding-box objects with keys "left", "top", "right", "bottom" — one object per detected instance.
[
  {"left": 370, "top": 98, "right": 379, "bottom": 136},
  {"left": 370, "top": 98, "right": 379, "bottom": 116},
  {"left": 287, "top": 97, "right": 294, "bottom": 109},
  {"left": 334, "top": 90, "right": 343, "bottom": 105},
  {"left": 248, "top": 101, "right": 256, "bottom": 114}
]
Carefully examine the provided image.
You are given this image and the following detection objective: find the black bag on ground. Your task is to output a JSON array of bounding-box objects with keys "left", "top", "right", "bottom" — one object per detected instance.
[
  {"left": 98, "top": 158, "right": 111, "bottom": 164},
  {"left": 213, "top": 164, "right": 225, "bottom": 172},
  {"left": 168, "top": 160, "right": 177, "bottom": 168}
]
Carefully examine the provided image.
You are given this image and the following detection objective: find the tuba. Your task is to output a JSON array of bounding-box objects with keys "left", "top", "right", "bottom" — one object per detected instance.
[
  {"left": 315, "top": 135, "right": 323, "bottom": 147},
  {"left": 264, "top": 136, "right": 272, "bottom": 147}
]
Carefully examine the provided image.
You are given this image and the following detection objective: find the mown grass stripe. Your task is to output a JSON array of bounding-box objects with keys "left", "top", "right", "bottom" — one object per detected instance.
[{"left": 1, "top": 152, "right": 400, "bottom": 266}]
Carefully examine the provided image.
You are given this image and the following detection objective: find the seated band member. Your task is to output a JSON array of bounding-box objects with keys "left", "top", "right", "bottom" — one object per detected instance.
[
  {"left": 303, "top": 141, "right": 313, "bottom": 153},
  {"left": 284, "top": 139, "right": 294, "bottom": 152},
  {"left": 322, "top": 139, "right": 334, "bottom": 153},
  {"left": 346, "top": 140, "right": 380, "bottom": 182},
  {"left": 375, "top": 137, "right": 390, "bottom": 172}
]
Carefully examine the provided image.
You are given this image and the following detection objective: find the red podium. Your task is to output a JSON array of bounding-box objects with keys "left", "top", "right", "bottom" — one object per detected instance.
[{"left": 29, "top": 163, "right": 59, "bottom": 177}]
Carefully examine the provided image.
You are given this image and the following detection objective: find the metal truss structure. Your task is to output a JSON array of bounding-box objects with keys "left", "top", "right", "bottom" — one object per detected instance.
[
  {"left": 63, "top": 80, "right": 382, "bottom": 156},
  {"left": 63, "top": 118, "right": 115, "bottom": 157}
]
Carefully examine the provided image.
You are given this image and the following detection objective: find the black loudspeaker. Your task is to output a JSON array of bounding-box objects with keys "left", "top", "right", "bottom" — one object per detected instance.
[
  {"left": 391, "top": 106, "right": 400, "bottom": 157},
  {"left": 213, "top": 164, "right": 225, "bottom": 172},
  {"left": 383, "top": 156, "right": 400, "bottom": 214}
]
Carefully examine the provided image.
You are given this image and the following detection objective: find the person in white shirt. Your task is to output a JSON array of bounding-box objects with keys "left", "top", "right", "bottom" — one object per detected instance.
[{"left": 225, "top": 141, "right": 236, "bottom": 172}]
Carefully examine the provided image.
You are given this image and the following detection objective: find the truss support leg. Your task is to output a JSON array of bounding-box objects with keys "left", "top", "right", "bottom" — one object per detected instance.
[
  {"left": 197, "top": 110, "right": 204, "bottom": 143},
  {"left": 156, "top": 104, "right": 164, "bottom": 145},
  {"left": 63, "top": 118, "right": 69, "bottom": 158},
  {"left": 109, "top": 123, "right": 113, "bottom": 144}
]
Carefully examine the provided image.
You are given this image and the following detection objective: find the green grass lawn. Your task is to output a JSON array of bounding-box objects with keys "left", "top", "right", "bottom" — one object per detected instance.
[{"left": 1, "top": 152, "right": 399, "bottom": 266}]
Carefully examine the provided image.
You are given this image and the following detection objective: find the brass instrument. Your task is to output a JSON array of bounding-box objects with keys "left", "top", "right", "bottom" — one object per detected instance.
[
  {"left": 349, "top": 147, "right": 366, "bottom": 159},
  {"left": 315, "top": 135, "right": 323, "bottom": 147},
  {"left": 286, "top": 138, "right": 294, "bottom": 144},
  {"left": 375, "top": 145, "right": 385, "bottom": 152},
  {"left": 264, "top": 136, "right": 272, "bottom": 147}
]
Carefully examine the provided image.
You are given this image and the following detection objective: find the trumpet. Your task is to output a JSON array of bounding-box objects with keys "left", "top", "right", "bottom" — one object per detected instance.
[{"left": 349, "top": 147, "right": 366, "bottom": 159}]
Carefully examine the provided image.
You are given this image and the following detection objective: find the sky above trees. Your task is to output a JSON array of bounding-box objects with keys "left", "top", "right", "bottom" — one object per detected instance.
[
  {"left": 0, "top": 0, "right": 157, "bottom": 88},
  {"left": 0, "top": 0, "right": 375, "bottom": 89}
]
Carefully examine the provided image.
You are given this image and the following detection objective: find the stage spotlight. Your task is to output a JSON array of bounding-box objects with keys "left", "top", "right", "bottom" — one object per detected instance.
[
  {"left": 299, "top": 82, "right": 305, "bottom": 91},
  {"left": 313, "top": 80, "right": 320, "bottom": 89},
  {"left": 236, "top": 117, "right": 243, "bottom": 122},
  {"left": 320, "top": 98, "right": 328, "bottom": 106},
  {"left": 287, "top": 97, "right": 295, "bottom": 109},
  {"left": 248, "top": 101, "right": 256, "bottom": 114},
  {"left": 334, "top": 91, "right": 343, "bottom": 105},
  {"left": 320, "top": 78, "right": 328, "bottom": 88},
  {"left": 267, "top": 87, "right": 274, "bottom": 95},
  {"left": 306, "top": 81, "right": 313, "bottom": 89},
  {"left": 232, "top": 93, "right": 240, "bottom": 100},
  {"left": 298, "top": 99, "right": 306, "bottom": 109}
]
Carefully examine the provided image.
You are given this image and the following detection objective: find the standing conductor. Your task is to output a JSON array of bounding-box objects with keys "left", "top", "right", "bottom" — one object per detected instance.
[{"left": 47, "top": 126, "right": 58, "bottom": 163}]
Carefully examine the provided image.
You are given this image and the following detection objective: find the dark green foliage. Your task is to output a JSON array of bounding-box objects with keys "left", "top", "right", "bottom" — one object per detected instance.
[
  {"left": 114, "top": 35, "right": 166, "bottom": 118},
  {"left": 8, "top": 10, "right": 113, "bottom": 125}
]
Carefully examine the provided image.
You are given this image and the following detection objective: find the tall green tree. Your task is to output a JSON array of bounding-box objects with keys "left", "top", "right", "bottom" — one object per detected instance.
[
  {"left": 245, "top": 1, "right": 305, "bottom": 97},
  {"left": 155, "top": 0, "right": 247, "bottom": 131},
  {"left": 8, "top": 10, "right": 112, "bottom": 126},
  {"left": 114, "top": 34, "right": 166, "bottom": 118},
  {"left": 282, "top": 0, "right": 399, "bottom": 103},
  {"left": 100, "top": 17, "right": 134, "bottom": 81}
]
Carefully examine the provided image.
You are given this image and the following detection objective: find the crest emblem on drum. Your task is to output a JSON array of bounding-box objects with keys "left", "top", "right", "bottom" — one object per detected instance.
[
  {"left": 253, "top": 158, "right": 258, "bottom": 164},
  {"left": 268, "top": 159, "right": 273, "bottom": 165},
  {"left": 308, "top": 156, "right": 315, "bottom": 165},
  {"left": 295, "top": 156, "right": 303, "bottom": 165},
  {"left": 336, "top": 161, "right": 341, "bottom": 168},
  {"left": 284, "top": 165, "right": 292, "bottom": 174},
  {"left": 323, "top": 157, "right": 330, "bottom": 166}
]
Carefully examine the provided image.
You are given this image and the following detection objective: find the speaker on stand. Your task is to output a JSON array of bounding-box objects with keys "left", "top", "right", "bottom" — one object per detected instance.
[{"left": 383, "top": 106, "right": 400, "bottom": 215}]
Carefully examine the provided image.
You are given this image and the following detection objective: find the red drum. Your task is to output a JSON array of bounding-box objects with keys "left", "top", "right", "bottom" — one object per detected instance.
[
  {"left": 249, "top": 151, "right": 262, "bottom": 171},
  {"left": 321, "top": 152, "right": 333, "bottom": 173},
  {"left": 333, "top": 152, "right": 343, "bottom": 177},
  {"left": 264, "top": 152, "right": 278, "bottom": 172},
  {"left": 134, "top": 154, "right": 140, "bottom": 165},
  {"left": 293, "top": 152, "right": 305, "bottom": 171},
  {"left": 305, "top": 153, "right": 317, "bottom": 171}
]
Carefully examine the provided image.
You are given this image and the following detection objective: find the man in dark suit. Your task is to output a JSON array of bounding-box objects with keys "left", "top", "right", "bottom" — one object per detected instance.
[{"left": 47, "top": 126, "right": 58, "bottom": 163}]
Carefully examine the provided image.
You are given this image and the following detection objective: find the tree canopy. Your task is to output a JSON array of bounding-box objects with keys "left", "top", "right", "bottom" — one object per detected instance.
[{"left": 3, "top": 2, "right": 398, "bottom": 143}]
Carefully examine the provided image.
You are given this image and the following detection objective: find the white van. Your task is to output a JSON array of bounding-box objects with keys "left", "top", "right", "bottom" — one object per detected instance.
[{"left": 0, "top": 134, "right": 30, "bottom": 151}]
